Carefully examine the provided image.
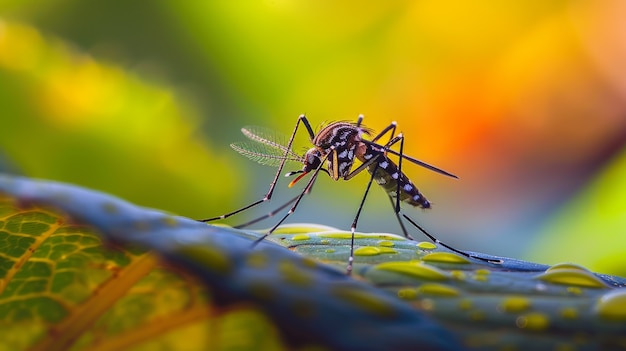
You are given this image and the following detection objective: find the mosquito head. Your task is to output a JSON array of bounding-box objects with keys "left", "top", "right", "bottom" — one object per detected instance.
[{"left": 285, "top": 148, "right": 326, "bottom": 187}]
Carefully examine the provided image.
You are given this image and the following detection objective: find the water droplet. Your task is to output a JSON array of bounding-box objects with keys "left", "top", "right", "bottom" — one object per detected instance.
[
  {"left": 500, "top": 296, "right": 532, "bottom": 313},
  {"left": 567, "top": 286, "right": 582, "bottom": 295},
  {"left": 458, "top": 298, "right": 473, "bottom": 310},
  {"left": 354, "top": 246, "right": 381, "bottom": 256},
  {"left": 535, "top": 269, "right": 608, "bottom": 289},
  {"left": 272, "top": 224, "right": 334, "bottom": 234},
  {"left": 516, "top": 312, "right": 549, "bottom": 331},
  {"left": 450, "top": 270, "right": 467, "bottom": 280},
  {"left": 376, "top": 234, "right": 404, "bottom": 241},
  {"left": 246, "top": 252, "right": 268, "bottom": 268},
  {"left": 374, "top": 261, "right": 449, "bottom": 280},
  {"left": 162, "top": 216, "right": 178, "bottom": 227},
  {"left": 354, "top": 246, "right": 397, "bottom": 255},
  {"left": 278, "top": 259, "right": 312, "bottom": 287},
  {"left": 292, "top": 234, "right": 310, "bottom": 241},
  {"left": 469, "top": 310, "right": 485, "bottom": 321},
  {"left": 416, "top": 283, "right": 460, "bottom": 297},
  {"left": 473, "top": 269, "right": 490, "bottom": 282},
  {"left": 422, "top": 252, "right": 470, "bottom": 264},
  {"left": 560, "top": 307, "right": 578, "bottom": 319},
  {"left": 319, "top": 232, "right": 369, "bottom": 239},
  {"left": 378, "top": 240, "right": 394, "bottom": 247},
  {"left": 301, "top": 257, "right": 317, "bottom": 269},
  {"left": 179, "top": 246, "right": 233, "bottom": 275},
  {"left": 397, "top": 288, "right": 417, "bottom": 300},
  {"left": 547, "top": 262, "right": 590, "bottom": 272},
  {"left": 595, "top": 289, "right": 626, "bottom": 321},
  {"left": 331, "top": 287, "right": 396, "bottom": 317},
  {"left": 416, "top": 241, "right": 436, "bottom": 250}
]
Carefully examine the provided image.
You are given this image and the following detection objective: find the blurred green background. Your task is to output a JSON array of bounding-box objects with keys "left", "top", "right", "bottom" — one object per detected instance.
[{"left": 1, "top": 1, "right": 625, "bottom": 275}]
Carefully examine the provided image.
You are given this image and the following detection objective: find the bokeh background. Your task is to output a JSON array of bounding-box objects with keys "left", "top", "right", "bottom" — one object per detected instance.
[{"left": 1, "top": 1, "right": 625, "bottom": 275}]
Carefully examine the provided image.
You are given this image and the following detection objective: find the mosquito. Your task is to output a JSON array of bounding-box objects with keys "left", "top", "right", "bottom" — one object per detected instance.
[{"left": 200, "top": 114, "right": 501, "bottom": 274}]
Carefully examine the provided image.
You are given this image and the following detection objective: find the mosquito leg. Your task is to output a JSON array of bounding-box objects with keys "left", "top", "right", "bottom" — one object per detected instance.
[
  {"left": 353, "top": 135, "right": 414, "bottom": 239},
  {"left": 387, "top": 195, "right": 413, "bottom": 240},
  {"left": 371, "top": 121, "right": 397, "bottom": 143},
  {"left": 344, "top": 153, "right": 379, "bottom": 180},
  {"left": 359, "top": 124, "right": 493, "bottom": 262},
  {"left": 365, "top": 134, "right": 420, "bottom": 240},
  {"left": 355, "top": 114, "right": 364, "bottom": 127},
  {"left": 394, "top": 133, "right": 406, "bottom": 214},
  {"left": 402, "top": 213, "right": 502, "bottom": 264},
  {"left": 343, "top": 127, "right": 401, "bottom": 182},
  {"left": 252, "top": 151, "right": 329, "bottom": 245},
  {"left": 354, "top": 114, "right": 397, "bottom": 143},
  {"left": 388, "top": 134, "right": 457, "bottom": 246},
  {"left": 233, "top": 194, "right": 299, "bottom": 229},
  {"left": 199, "top": 114, "right": 315, "bottom": 222},
  {"left": 345, "top": 162, "right": 380, "bottom": 275},
  {"left": 381, "top": 134, "right": 499, "bottom": 263},
  {"left": 383, "top": 132, "right": 419, "bottom": 240},
  {"left": 234, "top": 178, "right": 318, "bottom": 229}
]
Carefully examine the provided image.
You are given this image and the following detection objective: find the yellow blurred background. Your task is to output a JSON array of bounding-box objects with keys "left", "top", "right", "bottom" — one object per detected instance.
[{"left": 1, "top": 1, "right": 625, "bottom": 274}]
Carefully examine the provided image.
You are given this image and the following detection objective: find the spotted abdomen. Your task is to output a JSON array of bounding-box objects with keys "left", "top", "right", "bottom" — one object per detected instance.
[{"left": 367, "top": 153, "right": 431, "bottom": 209}]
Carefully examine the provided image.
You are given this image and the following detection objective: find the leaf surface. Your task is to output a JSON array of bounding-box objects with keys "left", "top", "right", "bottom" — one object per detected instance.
[
  {"left": 0, "top": 175, "right": 461, "bottom": 351},
  {"left": 1, "top": 175, "right": 626, "bottom": 350}
]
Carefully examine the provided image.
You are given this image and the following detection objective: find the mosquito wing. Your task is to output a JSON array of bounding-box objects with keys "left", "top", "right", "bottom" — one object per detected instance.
[{"left": 230, "top": 126, "right": 304, "bottom": 167}]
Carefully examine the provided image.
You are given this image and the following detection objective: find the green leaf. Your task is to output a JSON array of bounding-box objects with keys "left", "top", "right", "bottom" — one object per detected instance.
[
  {"left": 277, "top": 227, "right": 626, "bottom": 349},
  {"left": 1, "top": 174, "right": 626, "bottom": 351},
  {"left": 0, "top": 175, "right": 462, "bottom": 351},
  {"left": 0, "top": 184, "right": 284, "bottom": 351}
]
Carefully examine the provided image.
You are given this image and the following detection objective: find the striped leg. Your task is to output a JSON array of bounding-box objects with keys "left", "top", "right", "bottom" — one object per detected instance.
[{"left": 346, "top": 161, "right": 381, "bottom": 275}]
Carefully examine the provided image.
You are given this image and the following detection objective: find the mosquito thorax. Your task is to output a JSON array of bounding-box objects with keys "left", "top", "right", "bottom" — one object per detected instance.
[{"left": 312, "top": 122, "right": 370, "bottom": 179}]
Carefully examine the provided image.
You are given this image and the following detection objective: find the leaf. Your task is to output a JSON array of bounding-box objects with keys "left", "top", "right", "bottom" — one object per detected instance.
[
  {"left": 0, "top": 208, "right": 282, "bottom": 350},
  {"left": 1, "top": 174, "right": 626, "bottom": 350},
  {"left": 0, "top": 174, "right": 462, "bottom": 351},
  {"left": 276, "top": 226, "right": 626, "bottom": 349}
]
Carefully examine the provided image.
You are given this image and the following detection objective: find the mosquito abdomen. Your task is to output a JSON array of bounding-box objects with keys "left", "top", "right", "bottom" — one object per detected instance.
[{"left": 368, "top": 156, "right": 431, "bottom": 209}]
